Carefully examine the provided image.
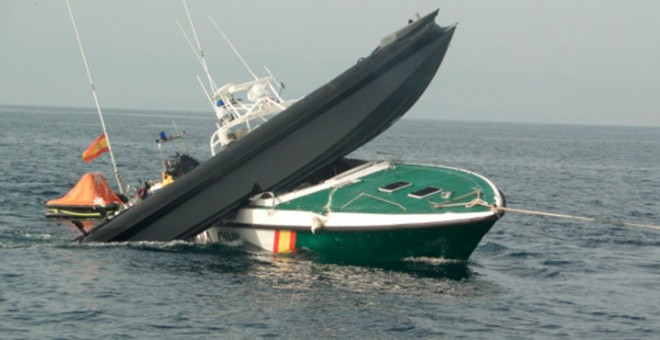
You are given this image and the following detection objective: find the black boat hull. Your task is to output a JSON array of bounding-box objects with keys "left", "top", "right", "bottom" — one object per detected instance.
[{"left": 80, "top": 10, "right": 455, "bottom": 243}]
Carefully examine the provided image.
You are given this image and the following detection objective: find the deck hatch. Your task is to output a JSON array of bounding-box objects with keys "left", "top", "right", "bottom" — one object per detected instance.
[
  {"left": 378, "top": 181, "right": 412, "bottom": 193},
  {"left": 408, "top": 186, "right": 442, "bottom": 199}
]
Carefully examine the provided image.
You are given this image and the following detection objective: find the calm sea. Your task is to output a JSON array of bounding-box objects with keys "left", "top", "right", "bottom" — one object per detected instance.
[{"left": 1, "top": 105, "right": 659, "bottom": 339}]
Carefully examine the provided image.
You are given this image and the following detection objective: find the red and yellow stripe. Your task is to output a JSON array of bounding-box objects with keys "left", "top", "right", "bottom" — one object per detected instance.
[
  {"left": 273, "top": 230, "right": 296, "bottom": 253},
  {"left": 82, "top": 133, "right": 109, "bottom": 163}
]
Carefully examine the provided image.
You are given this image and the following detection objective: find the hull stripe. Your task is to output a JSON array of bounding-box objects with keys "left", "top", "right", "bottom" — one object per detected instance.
[{"left": 273, "top": 230, "right": 296, "bottom": 253}]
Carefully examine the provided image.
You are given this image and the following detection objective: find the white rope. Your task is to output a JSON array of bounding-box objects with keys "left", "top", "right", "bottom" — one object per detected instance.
[
  {"left": 431, "top": 190, "right": 481, "bottom": 209},
  {"left": 432, "top": 191, "right": 660, "bottom": 231},
  {"left": 324, "top": 187, "right": 338, "bottom": 216},
  {"left": 495, "top": 206, "right": 660, "bottom": 231},
  {"left": 340, "top": 192, "right": 406, "bottom": 211}
]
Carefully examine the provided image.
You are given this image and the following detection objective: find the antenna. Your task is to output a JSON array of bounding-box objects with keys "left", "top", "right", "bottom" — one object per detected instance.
[
  {"left": 172, "top": 120, "right": 191, "bottom": 155},
  {"left": 263, "top": 65, "right": 285, "bottom": 103},
  {"left": 208, "top": 16, "right": 286, "bottom": 101},
  {"left": 177, "top": 20, "right": 219, "bottom": 109},
  {"left": 65, "top": 0, "right": 124, "bottom": 194},
  {"left": 195, "top": 75, "right": 216, "bottom": 110},
  {"left": 176, "top": 19, "right": 205, "bottom": 70},
  {"left": 182, "top": 0, "right": 217, "bottom": 92},
  {"left": 208, "top": 15, "right": 258, "bottom": 80}
]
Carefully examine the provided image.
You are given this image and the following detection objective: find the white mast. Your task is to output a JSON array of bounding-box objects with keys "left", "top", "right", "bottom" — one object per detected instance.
[{"left": 65, "top": 0, "right": 124, "bottom": 194}]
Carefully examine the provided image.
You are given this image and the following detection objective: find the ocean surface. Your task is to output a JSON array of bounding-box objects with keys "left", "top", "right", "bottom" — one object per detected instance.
[{"left": 1, "top": 105, "right": 659, "bottom": 339}]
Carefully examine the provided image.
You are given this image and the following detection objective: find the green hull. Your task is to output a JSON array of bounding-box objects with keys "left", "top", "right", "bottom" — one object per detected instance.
[
  {"left": 199, "top": 161, "right": 505, "bottom": 263},
  {"left": 295, "top": 218, "right": 497, "bottom": 262}
]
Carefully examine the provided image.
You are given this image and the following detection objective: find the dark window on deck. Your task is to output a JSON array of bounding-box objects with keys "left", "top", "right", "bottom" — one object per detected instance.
[
  {"left": 378, "top": 181, "right": 412, "bottom": 193},
  {"left": 408, "top": 186, "right": 442, "bottom": 199}
]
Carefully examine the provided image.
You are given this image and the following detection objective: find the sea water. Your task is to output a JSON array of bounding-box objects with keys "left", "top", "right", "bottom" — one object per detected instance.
[{"left": 1, "top": 105, "right": 658, "bottom": 339}]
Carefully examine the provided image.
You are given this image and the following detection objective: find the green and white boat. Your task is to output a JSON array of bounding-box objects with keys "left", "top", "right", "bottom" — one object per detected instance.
[{"left": 195, "top": 159, "right": 505, "bottom": 262}]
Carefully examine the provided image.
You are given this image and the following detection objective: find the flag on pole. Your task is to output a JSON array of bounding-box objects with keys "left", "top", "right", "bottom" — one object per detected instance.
[{"left": 82, "top": 133, "right": 109, "bottom": 163}]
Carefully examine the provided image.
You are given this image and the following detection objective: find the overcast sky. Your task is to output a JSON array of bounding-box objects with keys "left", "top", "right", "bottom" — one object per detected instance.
[{"left": 1, "top": 0, "right": 659, "bottom": 126}]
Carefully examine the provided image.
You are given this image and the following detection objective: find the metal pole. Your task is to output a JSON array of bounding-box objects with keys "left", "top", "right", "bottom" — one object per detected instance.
[
  {"left": 65, "top": 0, "right": 124, "bottom": 193},
  {"left": 208, "top": 15, "right": 259, "bottom": 80},
  {"left": 182, "top": 0, "right": 217, "bottom": 91}
]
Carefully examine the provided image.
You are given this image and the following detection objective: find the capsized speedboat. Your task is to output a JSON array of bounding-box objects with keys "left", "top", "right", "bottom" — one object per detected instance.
[
  {"left": 78, "top": 10, "right": 457, "bottom": 243},
  {"left": 196, "top": 159, "right": 505, "bottom": 262}
]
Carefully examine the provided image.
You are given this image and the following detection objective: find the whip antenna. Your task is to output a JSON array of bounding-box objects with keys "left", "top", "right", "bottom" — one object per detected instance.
[
  {"left": 182, "top": 0, "right": 217, "bottom": 91},
  {"left": 208, "top": 15, "right": 258, "bottom": 80},
  {"left": 65, "top": 0, "right": 124, "bottom": 193}
]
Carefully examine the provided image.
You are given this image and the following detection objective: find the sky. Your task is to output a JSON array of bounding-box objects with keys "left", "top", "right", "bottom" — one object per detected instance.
[{"left": 1, "top": 0, "right": 659, "bottom": 127}]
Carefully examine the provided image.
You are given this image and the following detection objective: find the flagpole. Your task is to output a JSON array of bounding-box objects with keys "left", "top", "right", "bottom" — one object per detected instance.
[{"left": 66, "top": 0, "right": 124, "bottom": 194}]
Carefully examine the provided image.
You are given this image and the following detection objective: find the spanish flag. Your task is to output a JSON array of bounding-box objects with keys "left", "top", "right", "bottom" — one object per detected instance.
[
  {"left": 273, "top": 230, "right": 296, "bottom": 254},
  {"left": 82, "top": 133, "right": 109, "bottom": 163}
]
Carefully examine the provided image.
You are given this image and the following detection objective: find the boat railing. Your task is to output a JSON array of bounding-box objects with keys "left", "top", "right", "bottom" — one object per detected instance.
[
  {"left": 209, "top": 75, "right": 297, "bottom": 155},
  {"left": 250, "top": 162, "right": 392, "bottom": 208}
]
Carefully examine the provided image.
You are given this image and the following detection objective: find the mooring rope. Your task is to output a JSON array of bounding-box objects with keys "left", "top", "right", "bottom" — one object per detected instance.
[
  {"left": 310, "top": 187, "right": 339, "bottom": 234},
  {"left": 430, "top": 189, "right": 482, "bottom": 209},
  {"left": 494, "top": 205, "right": 660, "bottom": 231},
  {"left": 432, "top": 192, "right": 659, "bottom": 231},
  {"left": 324, "top": 187, "right": 338, "bottom": 215},
  {"left": 459, "top": 199, "right": 660, "bottom": 231}
]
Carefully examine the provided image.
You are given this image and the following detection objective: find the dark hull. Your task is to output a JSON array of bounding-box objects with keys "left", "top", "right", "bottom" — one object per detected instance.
[{"left": 80, "top": 10, "right": 455, "bottom": 243}]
